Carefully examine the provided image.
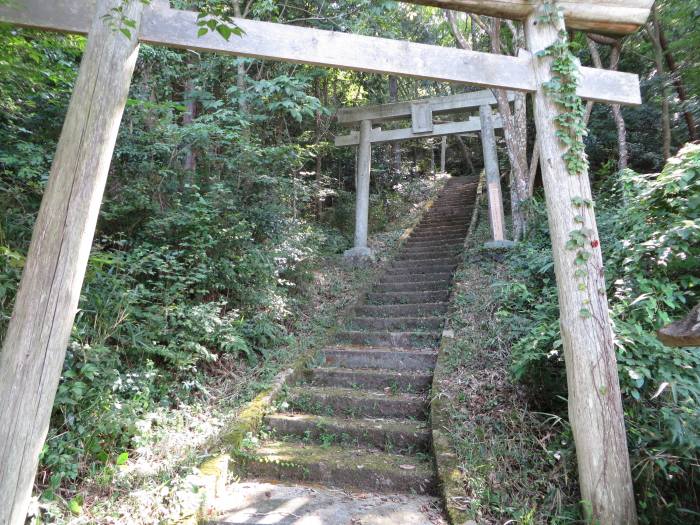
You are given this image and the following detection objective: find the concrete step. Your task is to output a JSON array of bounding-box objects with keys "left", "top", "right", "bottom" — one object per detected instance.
[
  {"left": 405, "top": 235, "right": 464, "bottom": 244},
  {"left": 386, "top": 262, "right": 458, "bottom": 274},
  {"left": 401, "top": 241, "right": 463, "bottom": 251},
  {"left": 264, "top": 413, "right": 431, "bottom": 452},
  {"left": 233, "top": 440, "right": 436, "bottom": 495},
  {"left": 349, "top": 316, "right": 445, "bottom": 332},
  {"left": 355, "top": 302, "right": 448, "bottom": 318},
  {"left": 396, "top": 250, "right": 461, "bottom": 261},
  {"left": 373, "top": 280, "right": 450, "bottom": 293},
  {"left": 424, "top": 216, "right": 466, "bottom": 221},
  {"left": 398, "top": 247, "right": 461, "bottom": 258},
  {"left": 378, "top": 272, "right": 452, "bottom": 284},
  {"left": 418, "top": 212, "right": 472, "bottom": 224},
  {"left": 350, "top": 315, "right": 444, "bottom": 331},
  {"left": 407, "top": 232, "right": 465, "bottom": 241},
  {"left": 407, "top": 232, "right": 465, "bottom": 242},
  {"left": 391, "top": 255, "right": 459, "bottom": 266},
  {"left": 366, "top": 290, "right": 450, "bottom": 305},
  {"left": 321, "top": 347, "right": 438, "bottom": 371},
  {"left": 420, "top": 212, "right": 469, "bottom": 219},
  {"left": 304, "top": 366, "right": 433, "bottom": 392},
  {"left": 414, "top": 217, "right": 469, "bottom": 226},
  {"left": 381, "top": 271, "right": 456, "bottom": 283},
  {"left": 336, "top": 330, "right": 441, "bottom": 349},
  {"left": 411, "top": 225, "right": 467, "bottom": 235},
  {"left": 287, "top": 386, "right": 429, "bottom": 419}
]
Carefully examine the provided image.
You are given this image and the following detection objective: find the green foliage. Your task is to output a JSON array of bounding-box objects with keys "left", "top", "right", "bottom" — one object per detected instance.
[{"left": 499, "top": 144, "right": 700, "bottom": 522}]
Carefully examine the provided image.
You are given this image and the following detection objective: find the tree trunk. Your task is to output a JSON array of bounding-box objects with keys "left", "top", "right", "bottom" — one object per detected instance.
[
  {"left": 488, "top": 19, "right": 529, "bottom": 240},
  {"left": 648, "top": 5, "right": 671, "bottom": 161},
  {"left": 525, "top": 8, "right": 637, "bottom": 524},
  {"left": 233, "top": 0, "right": 247, "bottom": 114},
  {"left": 587, "top": 37, "right": 628, "bottom": 171},
  {"left": 314, "top": 77, "right": 324, "bottom": 217},
  {"left": 608, "top": 45, "right": 628, "bottom": 171},
  {"left": 528, "top": 134, "right": 539, "bottom": 196},
  {"left": 388, "top": 76, "right": 401, "bottom": 175},
  {"left": 183, "top": 77, "right": 197, "bottom": 176},
  {"left": 657, "top": 17, "right": 697, "bottom": 140},
  {"left": 454, "top": 135, "right": 477, "bottom": 176},
  {"left": 0, "top": 2, "right": 143, "bottom": 523}
]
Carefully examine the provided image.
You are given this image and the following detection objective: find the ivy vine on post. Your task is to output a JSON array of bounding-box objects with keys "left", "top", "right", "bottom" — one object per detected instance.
[{"left": 537, "top": 1, "right": 597, "bottom": 319}]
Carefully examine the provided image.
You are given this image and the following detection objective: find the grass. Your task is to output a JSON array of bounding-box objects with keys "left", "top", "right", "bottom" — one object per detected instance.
[{"left": 436, "top": 216, "right": 581, "bottom": 524}]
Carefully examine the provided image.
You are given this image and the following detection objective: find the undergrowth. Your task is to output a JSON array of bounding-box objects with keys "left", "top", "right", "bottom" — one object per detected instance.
[
  {"left": 498, "top": 144, "right": 700, "bottom": 523},
  {"left": 441, "top": 220, "right": 580, "bottom": 524}
]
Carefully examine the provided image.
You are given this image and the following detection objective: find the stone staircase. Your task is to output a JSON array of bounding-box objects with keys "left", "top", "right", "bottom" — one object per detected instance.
[{"left": 231, "top": 176, "right": 476, "bottom": 497}]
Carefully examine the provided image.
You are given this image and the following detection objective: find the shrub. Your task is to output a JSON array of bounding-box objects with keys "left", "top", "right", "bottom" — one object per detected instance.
[{"left": 498, "top": 144, "right": 700, "bottom": 522}]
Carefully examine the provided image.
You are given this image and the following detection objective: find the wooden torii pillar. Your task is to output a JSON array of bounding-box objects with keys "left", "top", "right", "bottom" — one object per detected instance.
[
  {"left": 0, "top": 1, "right": 650, "bottom": 523},
  {"left": 337, "top": 90, "right": 512, "bottom": 256}
]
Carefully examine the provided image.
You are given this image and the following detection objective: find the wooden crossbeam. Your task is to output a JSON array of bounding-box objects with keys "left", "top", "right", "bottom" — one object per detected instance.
[
  {"left": 0, "top": 0, "right": 642, "bottom": 105},
  {"left": 335, "top": 116, "right": 503, "bottom": 146},
  {"left": 337, "top": 89, "right": 514, "bottom": 125},
  {"left": 400, "top": 0, "right": 653, "bottom": 36}
]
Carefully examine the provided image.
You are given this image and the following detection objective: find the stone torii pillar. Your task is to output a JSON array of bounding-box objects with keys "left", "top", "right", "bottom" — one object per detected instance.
[
  {"left": 336, "top": 90, "right": 514, "bottom": 258},
  {"left": 440, "top": 135, "right": 447, "bottom": 172},
  {"left": 345, "top": 119, "right": 374, "bottom": 258},
  {"left": 479, "top": 105, "right": 509, "bottom": 246}
]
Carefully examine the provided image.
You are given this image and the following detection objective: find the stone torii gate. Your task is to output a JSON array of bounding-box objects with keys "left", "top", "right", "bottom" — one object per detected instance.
[
  {"left": 0, "top": 1, "right": 652, "bottom": 523},
  {"left": 335, "top": 90, "right": 512, "bottom": 256}
]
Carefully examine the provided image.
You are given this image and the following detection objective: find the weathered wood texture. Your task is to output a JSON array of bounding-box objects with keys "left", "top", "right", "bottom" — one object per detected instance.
[
  {"left": 401, "top": 0, "right": 653, "bottom": 35},
  {"left": 0, "top": 0, "right": 642, "bottom": 105},
  {"left": 657, "top": 304, "right": 700, "bottom": 347},
  {"left": 335, "top": 117, "right": 503, "bottom": 146},
  {"left": 524, "top": 8, "right": 637, "bottom": 524},
  {"left": 338, "top": 90, "right": 512, "bottom": 124},
  {"left": 0, "top": 2, "right": 143, "bottom": 523},
  {"left": 479, "top": 105, "right": 506, "bottom": 242}
]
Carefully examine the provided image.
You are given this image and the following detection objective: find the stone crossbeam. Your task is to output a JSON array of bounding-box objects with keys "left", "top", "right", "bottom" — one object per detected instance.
[
  {"left": 0, "top": 0, "right": 642, "bottom": 106},
  {"left": 337, "top": 90, "right": 515, "bottom": 125},
  {"left": 335, "top": 116, "right": 503, "bottom": 146}
]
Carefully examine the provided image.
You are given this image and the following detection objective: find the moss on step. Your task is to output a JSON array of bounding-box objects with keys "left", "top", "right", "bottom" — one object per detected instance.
[{"left": 232, "top": 440, "right": 437, "bottom": 495}]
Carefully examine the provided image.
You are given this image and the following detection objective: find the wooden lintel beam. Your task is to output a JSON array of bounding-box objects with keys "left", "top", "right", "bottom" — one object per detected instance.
[
  {"left": 0, "top": 0, "right": 642, "bottom": 106},
  {"left": 337, "top": 89, "right": 514, "bottom": 125},
  {"left": 399, "top": 0, "right": 653, "bottom": 36},
  {"left": 335, "top": 117, "right": 503, "bottom": 146}
]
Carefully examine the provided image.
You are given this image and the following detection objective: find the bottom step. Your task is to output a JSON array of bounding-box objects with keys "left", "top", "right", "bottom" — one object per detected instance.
[
  {"left": 233, "top": 440, "right": 436, "bottom": 495},
  {"left": 207, "top": 482, "right": 445, "bottom": 525}
]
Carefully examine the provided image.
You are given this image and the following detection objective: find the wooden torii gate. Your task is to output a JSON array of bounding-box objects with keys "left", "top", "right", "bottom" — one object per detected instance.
[
  {"left": 335, "top": 90, "right": 512, "bottom": 255},
  {"left": 0, "top": 1, "right": 651, "bottom": 523}
]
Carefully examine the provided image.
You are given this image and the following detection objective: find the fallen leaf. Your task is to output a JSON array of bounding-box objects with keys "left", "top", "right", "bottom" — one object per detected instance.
[{"left": 399, "top": 464, "right": 416, "bottom": 470}]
